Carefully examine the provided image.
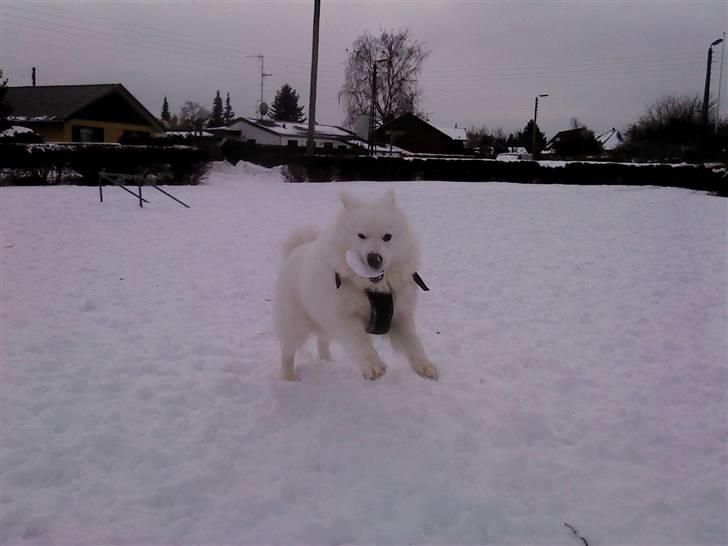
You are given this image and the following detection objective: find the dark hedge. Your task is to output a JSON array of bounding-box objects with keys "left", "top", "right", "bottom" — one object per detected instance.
[
  {"left": 0, "top": 143, "right": 209, "bottom": 185},
  {"left": 282, "top": 156, "right": 727, "bottom": 196}
]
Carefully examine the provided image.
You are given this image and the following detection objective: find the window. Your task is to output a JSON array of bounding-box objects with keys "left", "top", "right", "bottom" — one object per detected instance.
[
  {"left": 72, "top": 125, "right": 104, "bottom": 142},
  {"left": 246, "top": 139, "right": 257, "bottom": 144},
  {"left": 323, "top": 142, "right": 334, "bottom": 149},
  {"left": 287, "top": 140, "right": 298, "bottom": 147}
]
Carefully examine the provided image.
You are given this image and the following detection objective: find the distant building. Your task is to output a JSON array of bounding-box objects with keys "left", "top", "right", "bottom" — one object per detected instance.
[
  {"left": 547, "top": 127, "right": 591, "bottom": 150},
  {"left": 5, "top": 84, "right": 163, "bottom": 143},
  {"left": 374, "top": 113, "right": 467, "bottom": 154},
  {"left": 596, "top": 128, "right": 623, "bottom": 151},
  {"left": 218, "top": 117, "right": 359, "bottom": 150},
  {"left": 547, "top": 127, "right": 605, "bottom": 157}
]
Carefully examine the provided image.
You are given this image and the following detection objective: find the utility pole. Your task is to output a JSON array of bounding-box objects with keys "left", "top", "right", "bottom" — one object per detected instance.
[
  {"left": 368, "top": 57, "right": 388, "bottom": 154},
  {"left": 532, "top": 94, "right": 548, "bottom": 159},
  {"left": 306, "top": 0, "right": 321, "bottom": 156},
  {"left": 703, "top": 37, "right": 724, "bottom": 129},
  {"left": 248, "top": 53, "right": 272, "bottom": 118},
  {"left": 31, "top": 67, "right": 36, "bottom": 87},
  {"left": 368, "top": 63, "right": 378, "bottom": 154},
  {"left": 715, "top": 32, "right": 726, "bottom": 134}
]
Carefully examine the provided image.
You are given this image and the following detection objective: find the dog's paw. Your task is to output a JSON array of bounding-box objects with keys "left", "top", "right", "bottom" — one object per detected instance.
[
  {"left": 362, "top": 361, "right": 387, "bottom": 380},
  {"left": 281, "top": 369, "right": 298, "bottom": 382},
  {"left": 413, "top": 361, "right": 439, "bottom": 380}
]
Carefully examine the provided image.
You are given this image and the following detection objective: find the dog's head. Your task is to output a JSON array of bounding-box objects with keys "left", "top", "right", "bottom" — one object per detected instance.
[{"left": 332, "top": 190, "right": 419, "bottom": 284}]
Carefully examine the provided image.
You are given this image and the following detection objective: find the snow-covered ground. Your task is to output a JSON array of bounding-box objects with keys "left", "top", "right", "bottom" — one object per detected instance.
[{"left": 1, "top": 162, "right": 726, "bottom": 545}]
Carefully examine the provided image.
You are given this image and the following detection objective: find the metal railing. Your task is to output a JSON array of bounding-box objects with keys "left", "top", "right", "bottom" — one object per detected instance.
[{"left": 98, "top": 171, "right": 190, "bottom": 208}]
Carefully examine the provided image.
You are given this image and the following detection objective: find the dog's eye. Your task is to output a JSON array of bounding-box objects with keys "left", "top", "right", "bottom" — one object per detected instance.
[
  {"left": 383, "top": 233, "right": 392, "bottom": 241},
  {"left": 358, "top": 233, "right": 367, "bottom": 240}
]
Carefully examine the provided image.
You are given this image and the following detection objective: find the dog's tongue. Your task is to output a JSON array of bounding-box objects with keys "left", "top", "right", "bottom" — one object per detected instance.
[{"left": 345, "top": 250, "right": 385, "bottom": 281}]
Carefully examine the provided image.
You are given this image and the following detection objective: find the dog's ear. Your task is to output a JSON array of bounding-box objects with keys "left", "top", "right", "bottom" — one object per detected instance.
[
  {"left": 381, "top": 189, "right": 396, "bottom": 207},
  {"left": 339, "top": 191, "right": 361, "bottom": 210}
]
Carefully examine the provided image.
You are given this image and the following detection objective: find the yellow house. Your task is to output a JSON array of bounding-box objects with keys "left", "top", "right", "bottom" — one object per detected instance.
[{"left": 5, "top": 83, "right": 164, "bottom": 143}]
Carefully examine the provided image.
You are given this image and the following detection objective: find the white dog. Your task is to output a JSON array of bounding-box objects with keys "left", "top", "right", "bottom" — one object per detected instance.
[{"left": 273, "top": 190, "right": 439, "bottom": 381}]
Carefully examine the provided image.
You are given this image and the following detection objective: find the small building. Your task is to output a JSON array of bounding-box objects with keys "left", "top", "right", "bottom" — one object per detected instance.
[
  {"left": 374, "top": 113, "right": 467, "bottom": 154},
  {"left": 5, "top": 83, "right": 164, "bottom": 143},
  {"left": 219, "top": 117, "right": 358, "bottom": 150},
  {"left": 596, "top": 128, "right": 623, "bottom": 152},
  {"left": 547, "top": 127, "right": 604, "bottom": 157}
]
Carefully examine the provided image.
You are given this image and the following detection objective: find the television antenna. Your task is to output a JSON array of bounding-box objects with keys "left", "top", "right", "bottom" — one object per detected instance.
[{"left": 248, "top": 53, "right": 272, "bottom": 118}]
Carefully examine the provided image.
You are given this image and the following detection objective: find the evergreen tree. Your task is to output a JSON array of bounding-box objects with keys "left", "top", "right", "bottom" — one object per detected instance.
[
  {"left": 210, "top": 90, "right": 224, "bottom": 127},
  {"left": 161, "top": 96, "right": 171, "bottom": 123},
  {"left": 520, "top": 119, "right": 547, "bottom": 154},
  {"left": 223, "top": 92, "right": 235, "bottom": 125},
  {"left": 269, "top": 84, "right": 305, "bottom": 122}
]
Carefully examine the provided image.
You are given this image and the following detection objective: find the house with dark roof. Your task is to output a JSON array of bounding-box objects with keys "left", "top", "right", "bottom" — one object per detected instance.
[
  {"left": 5, "top": 84, "right": 164, "bottom": 143},
  {"left": 546, "top": 126, "right": 603, "bottom": 157},
  {"left": 373, "top": 113, "right": 468, "bottom": 154}
]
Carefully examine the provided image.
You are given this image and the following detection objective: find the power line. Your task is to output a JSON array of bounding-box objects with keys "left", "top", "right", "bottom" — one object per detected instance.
[{"left": 2, "top": 3, "right": 345, "bottom": 72}]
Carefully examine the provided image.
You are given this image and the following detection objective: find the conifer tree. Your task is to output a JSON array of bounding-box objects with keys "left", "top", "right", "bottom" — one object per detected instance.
[
  {"left": 210, "top": 90, "right": 224, "bottom": 127},
  {"left": 161, "top": 96, "right": 171, "bottom": 123},
  {"left": 223, "top": 92, "right": 235, "bottom": 125},
  {"left": 520, "top": 119, "right": 547, "bottom": 154},
  {"left": 269, "top": 84, "right": 305, "bottom": 122}
]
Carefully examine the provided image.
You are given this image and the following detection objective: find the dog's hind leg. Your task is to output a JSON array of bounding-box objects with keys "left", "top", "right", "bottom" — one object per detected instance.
[{"left": 317, "top": 336, "right": 332, "bottom": 362}]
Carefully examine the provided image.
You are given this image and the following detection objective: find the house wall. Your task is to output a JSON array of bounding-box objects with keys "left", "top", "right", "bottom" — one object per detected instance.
[
  {"left": 31, "top": 123, "right": 66, "bottom": 142},
  {"left": 228, "top": 120, "right": 352, "bottom": 150},
  {"left": 376, "top": 118, "right": 454, "bottom": 154},
  {"left": 229, "top": 121, "right": 281, "bottom": 146},
  {"left": 63, "top": 118, "right": 156, "bottom": 143}
]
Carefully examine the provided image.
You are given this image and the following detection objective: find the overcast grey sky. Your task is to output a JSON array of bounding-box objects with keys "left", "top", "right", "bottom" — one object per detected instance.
[{"left": 1, "top": 0, "right": 726, "bottom": 137}]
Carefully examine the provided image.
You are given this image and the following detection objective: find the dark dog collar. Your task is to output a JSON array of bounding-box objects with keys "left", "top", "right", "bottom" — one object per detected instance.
[
  {"left": 334, "top": 272, "right": 430, "bottom": 291},
  {"left": 412, "top": 272, "right": 430, "bottom": 291},
  {"left": 334, "top": 271, "right": 430, "bottom": 335}
]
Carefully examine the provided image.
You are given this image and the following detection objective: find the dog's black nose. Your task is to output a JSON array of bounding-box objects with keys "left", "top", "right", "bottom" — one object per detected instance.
[{"left": 367, "top": 252, "right": 383, "bottom": 269}]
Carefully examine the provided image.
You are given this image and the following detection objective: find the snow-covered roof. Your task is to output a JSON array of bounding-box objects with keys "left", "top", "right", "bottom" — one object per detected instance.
[
  {"left": 162, "top": 131, "right": 215, "bottom": 138},
  {"left": 434, "top": 126, "right": 467, "bottom": 141},
  {"left": 0, "top": 126, "right": 37, "bottom": 137},
  {"left": 234, "top": 117, "right": 357, "bottom": 140},
  {"left": 7, "top": 115, "right": 56, "bottom": 122},
  {"left": 596, "top": 128, "right": 623, "bottom": 151}
]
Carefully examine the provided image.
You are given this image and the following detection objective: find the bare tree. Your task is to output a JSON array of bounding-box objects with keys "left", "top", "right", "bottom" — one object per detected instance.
[
  {"left": 621, "top": 94, "right": 708, "bottom": 160},
  {"left": 339, "top": 29, "right": 430, "bottom": 127},
  {"left": 178, "top": 101, "right": 210, "bottom": 135},
  {"left": 636, "top": 94, "right": 702, "bottom": 130}
]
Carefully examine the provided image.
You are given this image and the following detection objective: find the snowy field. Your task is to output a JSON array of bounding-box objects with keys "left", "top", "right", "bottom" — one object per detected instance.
[{"left": 1, "top": 162, "right": 726, "bottom": 546}]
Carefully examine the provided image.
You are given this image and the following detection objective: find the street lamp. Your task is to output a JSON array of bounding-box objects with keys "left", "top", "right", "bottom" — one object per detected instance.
[
  {"left": 532, "top": 94, "right": 548, "bottom": 159},
  {"left": 702, "top": 37, "right": 724, "bottom": 129}
]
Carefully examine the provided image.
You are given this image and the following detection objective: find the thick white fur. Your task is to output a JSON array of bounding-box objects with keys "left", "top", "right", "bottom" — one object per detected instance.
[{"left": 272, "top": 190, "right": 439, "bottom": 381}]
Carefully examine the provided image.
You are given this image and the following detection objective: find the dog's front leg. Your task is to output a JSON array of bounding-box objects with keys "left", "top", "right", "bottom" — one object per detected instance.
[
  {"left": 335, "top": 322, "right": 387, "bottom": 380},
  {"left": 389, "top": 316, "right": 439, "bottom": 380}
]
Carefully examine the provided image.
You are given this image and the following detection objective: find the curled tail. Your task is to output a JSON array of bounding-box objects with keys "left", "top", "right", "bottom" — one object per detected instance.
[{"left": 281, "top": 225, "right": 319, "bottom": 257}]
